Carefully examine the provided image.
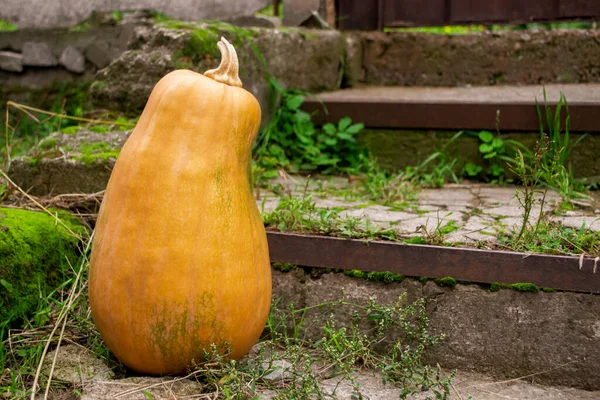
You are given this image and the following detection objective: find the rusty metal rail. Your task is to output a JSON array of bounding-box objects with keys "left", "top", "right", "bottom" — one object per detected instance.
[{"left": 267, "top": 231, "right": 600, "bottom": 294}]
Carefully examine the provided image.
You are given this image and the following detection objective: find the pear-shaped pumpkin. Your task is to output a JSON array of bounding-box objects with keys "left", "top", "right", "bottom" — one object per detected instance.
[{"left": 88, "top": 37, "right": 272, "bottom": 375}]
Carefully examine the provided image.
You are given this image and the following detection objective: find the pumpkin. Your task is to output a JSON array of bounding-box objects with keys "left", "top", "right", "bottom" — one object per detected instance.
[{"left": 88, "top": 37, "right": 272, "bottom": 376}]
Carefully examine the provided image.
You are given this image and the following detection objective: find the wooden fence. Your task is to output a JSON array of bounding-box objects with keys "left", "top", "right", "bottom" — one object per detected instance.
[{"left": 335, "top": 0, "right": 600, "bottom": 30}]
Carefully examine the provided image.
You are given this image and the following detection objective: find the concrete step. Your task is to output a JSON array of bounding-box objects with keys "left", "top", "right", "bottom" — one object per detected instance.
[{"left": 303, "top": 83, "right": 600, "bottom": 132}]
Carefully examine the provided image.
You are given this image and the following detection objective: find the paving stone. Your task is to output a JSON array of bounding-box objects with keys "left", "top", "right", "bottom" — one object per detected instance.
[
  {"left": 0, "top": 51, "right": 23, "bottom": 72},
  {"left": 445, "top": 215, "right": 497, "bottom": 243},
  {"left": 22, "top": 41, "right": 58, "bottom": 66},
  {"left": 552, "top": 215, "right": 600, "bottom": 231},
  {"left": 313, "top": 197, "right": 363, "bottom": 209},
  {"left": 59, "top": 45, "right": 86, "bottom": 73},
  {"left": 482, "top": 204, "right": 542, "bottom": 218},
  {"left": 418, "top": 187, "right": 477, "bottom": 207},
  {"left": 341, "top": 206, "right": 412, "bottom": 223},
  {"left": 476, "top": 185, "right": 563, "bottom": 207}
]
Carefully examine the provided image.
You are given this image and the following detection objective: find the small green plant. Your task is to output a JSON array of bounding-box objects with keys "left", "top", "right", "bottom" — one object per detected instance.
[
  {"left": 262, "top": 180, "right": 400, "bottom": 242},
  {"left": 418, "top": 212, "right": 459, "bottom": 246},
  {"left": 533, "top": 89, "right": 589, "bottom": 201},
  {"left": 465, "top": 130, "right": 517, "bottom": 183},
  {"left": 253, "top": 85, "right": 366, "bottom": 176},
  {"left": 0, "top": 19, "right": 17, "bottom": 31}
]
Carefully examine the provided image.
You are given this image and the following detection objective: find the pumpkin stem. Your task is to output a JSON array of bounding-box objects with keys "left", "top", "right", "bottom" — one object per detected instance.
[{"left": 203, "top": 37, "right": 243, "bottom": 88}]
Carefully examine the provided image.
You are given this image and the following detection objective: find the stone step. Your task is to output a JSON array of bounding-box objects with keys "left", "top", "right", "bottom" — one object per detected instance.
[{"left": 303, "top": 83, "right": 600, "bottom": 132}]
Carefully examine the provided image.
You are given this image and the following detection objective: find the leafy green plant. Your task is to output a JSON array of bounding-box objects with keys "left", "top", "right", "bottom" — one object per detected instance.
[
  {"left": 253, "top": 83, "right": 366, "bottom": 176},
  {"left": 464, "top": 128, "right": 528, "bottom": 183}
]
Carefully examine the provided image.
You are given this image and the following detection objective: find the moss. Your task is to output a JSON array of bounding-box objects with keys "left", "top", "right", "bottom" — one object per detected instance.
[
  {"left": 38, "top": 137, "right": 59, "bottom": 150},
  {"left": 167, "top": 22, "right": 258, "bottom": 70},
  {"left": 272, "top": 263, "right": 297, "bottom": 272},
  {"left": 434, "top": 276, "right": 457, "bottom": 288},
  {"left": 0, "top": 19, "right": 18, "bottom": 32},
  {"left": 75, "top": 142, "right": 120, "bottom": 165},
  {"left": 542, "top": 287, "right": 557, "bottom": 293},
  {"left": 510, "top": 283, "right": 540, "bottom": 293},
  {"left": 419, "top": 277, "right": 429, "bottom": 285},
  {"left": 90, "top": 81, "right": 107, "bottom": 91},
  {"left": 344, "top": 269, "right": 405, "bottom": 283},
  {"left": 0, "top": 208, "right": 86, "bottom": 335},
  {"left": 26, "top": 156, "right": 39, "bottom": 168},
  {"left": 490, "top": 282, "right": 540, "bottom": 293}
]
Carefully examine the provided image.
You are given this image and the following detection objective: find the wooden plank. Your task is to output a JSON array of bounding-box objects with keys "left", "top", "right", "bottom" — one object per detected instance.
[
  {"left": 560, "top": 0, "right": 600, "bottom": 18},
  {"left": 337, "top": 0, "right": 600, "bottom": 30},
  {"left": 450, "top": 0, "right": 511, "bottom": 23},
  {"left": 267, "top": 231, "right": 600, "bottom": 294},
  {"left": 384, "top": 0, "right": 447, "bottom": 27},
  {"left": 301, "top": 85, "right": 600, "bottom": 132},
  {"left": 335, "top": 0, "right": 379, "bottom": 30}
]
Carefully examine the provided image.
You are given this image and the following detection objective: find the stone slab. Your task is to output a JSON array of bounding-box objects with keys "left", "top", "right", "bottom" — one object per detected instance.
[
  {"left": 59, "top": 45, "right": 86, "bottom": 73},
  {"left": 43, "top": 344, "right": 113, "bottom": 384},
  {"left": 273, "top": 269, "right": 600, "bottom": 390},
  {"left": 0, "top": 51, "right": 23, "bottom": 72},
  {"left": 0, "top": 0, "right": 271, "bottom": 29},
  {"left": 22, "top": 41, "right": 58, "bottom": 66},
  {"left": 90, "top": 24, "right": 344, "bottom": 121},
  {"left": 349, "top": 30, "right": 600, "bottom": 87}
]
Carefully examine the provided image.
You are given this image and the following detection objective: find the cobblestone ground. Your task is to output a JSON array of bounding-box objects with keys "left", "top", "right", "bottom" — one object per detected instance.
[{"left": 257, "top": 174, "right": 600, "bottom": 246}]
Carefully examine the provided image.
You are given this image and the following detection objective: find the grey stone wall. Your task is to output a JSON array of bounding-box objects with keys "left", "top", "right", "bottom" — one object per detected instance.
[{"left": 0, "top": 0, "right": 270, "bottom": 29}]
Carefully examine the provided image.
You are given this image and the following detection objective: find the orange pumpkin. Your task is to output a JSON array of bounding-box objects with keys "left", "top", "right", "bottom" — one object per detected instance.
[{"left": 88, "top": 37, "right": 272, "bottom": 375}]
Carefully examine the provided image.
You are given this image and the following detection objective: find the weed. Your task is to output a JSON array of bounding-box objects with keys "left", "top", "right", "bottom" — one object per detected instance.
[
  {"left": 533, "top": 89, "right": 589, "bottom": 201},
  {"left": 262, "top": 181, "right": 400, "bottom": 242},
  {"left": 0, "top": 19, "right": 17, "bottom": 31},
  {"left": 417, "top": 211, "right": 459, "bottom": 246},
  {"left": 253, "top": 86, "right": 366, "bottom": 176}
]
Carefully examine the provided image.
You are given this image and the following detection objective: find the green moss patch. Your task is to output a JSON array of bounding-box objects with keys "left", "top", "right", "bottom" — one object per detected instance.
[
  {"left": 0, "top": 208, "right": 86, "bottom": 334},
  {"left": 490, "top": 282, "right": 540, "bottom": 293},
  {"left": 344, "top": 269, "right": 405, "bottom": 283},
  {"left": 75, "top": 142, "right": 120, "bottom": 165}
]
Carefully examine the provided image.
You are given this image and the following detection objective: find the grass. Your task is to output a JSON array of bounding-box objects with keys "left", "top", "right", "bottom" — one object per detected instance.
[
  {"left": 0, "top": 19, "right": 17, "bottom": 31},
  {"left": 0, "top": 218, "right": 453, "bottom": 399},
  {"left": 262, "top": 180, "right": 401, "bottom": 242},
  {"left": 384, "top": 21, "right": 599, "bottom": 35}
]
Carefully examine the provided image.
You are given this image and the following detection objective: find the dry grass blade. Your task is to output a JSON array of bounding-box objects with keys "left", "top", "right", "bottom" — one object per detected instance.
[
  {"left": 3, "top": 100, "right": 135, "bottom": 171},
  {"left": 29, "top": 233, "right": 94, "bottom": 400},
  {"left": 6, "top": 101, "right": 135, "bottom": 127},
  {"left": 0, "top": 170, "right": 85, "bottom": 240}
]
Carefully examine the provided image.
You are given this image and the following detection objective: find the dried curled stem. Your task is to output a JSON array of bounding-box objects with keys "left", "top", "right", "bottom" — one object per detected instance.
[{"left": 203, "top": 37, "right": 243, "bottom": 88}]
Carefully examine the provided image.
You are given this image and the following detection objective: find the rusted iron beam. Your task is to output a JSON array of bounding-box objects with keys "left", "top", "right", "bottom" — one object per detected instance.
[
  {"left": 267, "top": 231, "right": 600, "bottom": 294},
  {"left": 302, "top": 99, "right": 598, "bottom": 132}
]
